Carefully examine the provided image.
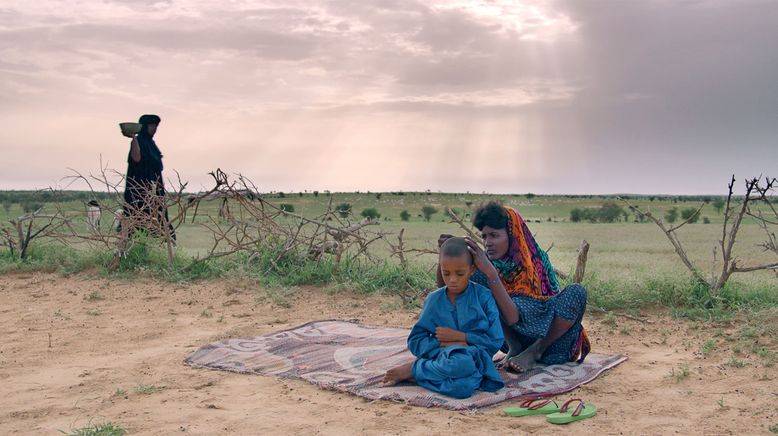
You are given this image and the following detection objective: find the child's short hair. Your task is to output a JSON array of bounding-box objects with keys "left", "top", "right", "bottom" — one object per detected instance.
[{"left": 440, "top": 237, "right": 473, "bottom": 263}]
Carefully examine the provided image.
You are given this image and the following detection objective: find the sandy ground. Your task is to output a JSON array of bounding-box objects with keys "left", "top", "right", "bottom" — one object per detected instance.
[{"left": 1, "top": 272, "right": 776, "bottom": 435}]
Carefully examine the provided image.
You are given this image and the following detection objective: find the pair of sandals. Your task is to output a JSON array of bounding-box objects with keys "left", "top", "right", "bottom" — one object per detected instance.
[{"left": 503, "top": 398, "right": 596, "bottom": 425}]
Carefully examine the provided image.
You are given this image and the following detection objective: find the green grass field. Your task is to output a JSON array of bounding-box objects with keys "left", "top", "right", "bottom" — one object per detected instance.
[{"left": 1, "top": 191, "right": 775, "bottom": 293}]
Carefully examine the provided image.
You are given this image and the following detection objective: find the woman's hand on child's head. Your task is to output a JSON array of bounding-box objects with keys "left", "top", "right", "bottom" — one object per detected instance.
[
  {"left": 464, "top": 237, "right": 498, "bottom": 277},
  {"left": 435, "top": 327, "right": 466, "bottom": 343}
]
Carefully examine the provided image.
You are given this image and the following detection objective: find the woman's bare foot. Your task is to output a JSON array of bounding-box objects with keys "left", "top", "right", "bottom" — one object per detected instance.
[
  {"left": 382, "top": 362, "right": 414, "bottom": 386},
  {"left": 506, "top": 340, "right": 543, "bottom": 373},
  {"left": 496, "top": 346, "right": 522, "bottom": 368}
]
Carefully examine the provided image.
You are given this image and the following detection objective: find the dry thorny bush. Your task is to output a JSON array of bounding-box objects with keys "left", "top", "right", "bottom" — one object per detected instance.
[
  {"left": 621, "top": 175, "right": 778, "bottom": 297},
  {"left": 1, "top": 167, "right": 775, "bottom": 301},
  {"left": 0, "top": 167, "right": 442, "bottom": 275}
]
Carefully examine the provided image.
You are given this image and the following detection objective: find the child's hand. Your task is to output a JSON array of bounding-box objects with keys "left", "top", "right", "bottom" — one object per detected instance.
[{"left": 435, "top": 327, "right": 466, "bottom": 343}]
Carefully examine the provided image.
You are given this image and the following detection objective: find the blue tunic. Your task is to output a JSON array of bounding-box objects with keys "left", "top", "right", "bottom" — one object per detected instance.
[{"left": 408, "top": 282, "right": 504, "bottom": 399}]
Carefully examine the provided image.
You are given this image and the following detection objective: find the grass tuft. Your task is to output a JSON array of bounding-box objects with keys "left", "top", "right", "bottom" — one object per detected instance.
[
  {"left": 668, "top": 364, "right": 690, "bottom": 382},
  {"left": 134, "top": 384, "right": 161, "bottom": 395},
  {"left": 726, "top": 357, "right": 747, "bottom": 368},
  {"left": 701, "top": 339, "right": 716, "bottom": 355},
  {"left": 83, "top": 290, "right": 104, "bottom": 301},
  {"left": 61, "top": 422, "right": 126, "bottom": 436}
]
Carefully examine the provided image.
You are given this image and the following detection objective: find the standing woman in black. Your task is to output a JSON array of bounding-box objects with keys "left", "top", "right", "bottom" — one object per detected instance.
[{"left": 122, "top": 114, "right": 176, "bottom": 241}]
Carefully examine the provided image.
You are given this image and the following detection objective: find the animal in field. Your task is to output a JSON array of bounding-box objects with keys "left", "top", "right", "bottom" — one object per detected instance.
[
  {"left": 86, "top": 200, "right": 101, "bottom": 232},
  {"left": 112, "top": 208, "right": 124, "bottom": 232}
]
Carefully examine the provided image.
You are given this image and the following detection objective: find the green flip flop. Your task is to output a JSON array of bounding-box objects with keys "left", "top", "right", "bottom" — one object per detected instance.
[
  {"left": 503, "top": 398, "right": 560, "bottom": 417},
  {"left": 546, "top": 398, "right": 597, "bottom": 424}
]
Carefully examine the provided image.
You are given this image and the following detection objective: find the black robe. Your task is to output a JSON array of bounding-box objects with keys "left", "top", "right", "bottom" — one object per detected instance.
[{"left": 121, "top": 132, "right": 175, "bottom": 240}]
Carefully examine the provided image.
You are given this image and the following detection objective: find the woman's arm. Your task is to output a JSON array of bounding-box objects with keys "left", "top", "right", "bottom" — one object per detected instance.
[
  {"left": 465, "top": 238, "right": 519, "bottom": 325},
  {"left": 130, "top": 137, "right": 141, "bottom": 163}
]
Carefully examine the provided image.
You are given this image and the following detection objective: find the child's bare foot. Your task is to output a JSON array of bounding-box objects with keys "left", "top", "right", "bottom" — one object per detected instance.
[
  {"left": 506, "top": 340, "right": 543, "bottom": 373},
  {"left": 382, "top": 362, "right": 414, "bottom": 386}
]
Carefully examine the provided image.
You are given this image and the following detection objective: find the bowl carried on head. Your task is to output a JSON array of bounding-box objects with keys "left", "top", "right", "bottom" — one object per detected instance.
[{"left": 119, "top": 122, "right": 142, "bottom": 138}]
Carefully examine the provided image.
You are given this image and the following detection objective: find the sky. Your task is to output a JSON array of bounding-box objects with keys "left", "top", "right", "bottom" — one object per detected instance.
[{"left": 0, "top": 0, "right": 776, "bottom": 195}]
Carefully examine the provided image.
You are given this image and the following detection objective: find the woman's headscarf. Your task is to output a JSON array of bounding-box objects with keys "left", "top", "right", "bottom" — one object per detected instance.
[
  {"left": 136, "top": 114, "right": 164, "bottom": 174},
  {"left": 494, "top": 206, "right": 560, "bottom": 299}
]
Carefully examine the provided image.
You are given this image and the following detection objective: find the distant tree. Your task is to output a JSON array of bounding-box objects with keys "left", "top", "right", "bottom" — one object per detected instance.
[
  {"left": 278, "top": 192, "right": 286, "bottom": 198},
  {"left": 421, "top": 205, "right": 438, "bottom": 222},
  {"left": 664, "top": 207, "right": 679, "bottom": 224},
  {"left": 712, "top": 198, "right": 725, "bottom": 215},
  {"left": 681, "top": 207, "right": 700, "bottom": 223},
  {"left": 400, "top": 210, "right": 411, "bottom": 221},
  {"left": 298, "top": 192, "right": 303, "bottom": 197},
  {"left": 22, "top": 202, "right": 43, "bottom": 213},
  {"left": 597, "top": 202, "right": 624, "bottom": 223},
  {"left": 361, "top": 207, "right": 380, "bottom": 220},
  {"left": 465, "top": 200, "right": 473, "bottom": 208},
  {"left": 313, "top": 191, "right": 319, "bottom": 197},
  {"left": 336, "top": 203, "right": 352, "bottom": 218},
  {"left": 279, "top": 204, "right": 295, "bottom": 213},
  {"left": 703, "top": 216, "right": 711, "bottom": 224},
  {"left": 375, "top": 193, "right": 382, "bottom": 200},
  {"left": 525, "top": 193, "right": 536, "bottom": 200},
  {"left": 570, "top": 208, "right": 596, "bottom": 223}
]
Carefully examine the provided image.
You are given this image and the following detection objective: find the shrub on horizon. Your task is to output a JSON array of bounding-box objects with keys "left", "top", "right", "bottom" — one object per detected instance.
[
  {"left": 421, "top": 205, "right": 438, "bottom": 222},
  {"left": 361, "top": 208, "right": 380, "bottom": 220},
  {"left": 665, "top": 207, "right": 679, "bottom": 224},
  {"left": 681, "top": 207, "right": 700, "bottom": 223},
  {"left": 336, "top": 203, "right": 352, "bottom": 218}
]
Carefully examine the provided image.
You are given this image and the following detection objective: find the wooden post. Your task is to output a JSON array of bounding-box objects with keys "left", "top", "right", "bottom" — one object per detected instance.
[{"left": 573, "top": 240, "right": 590, "bottom": 283}]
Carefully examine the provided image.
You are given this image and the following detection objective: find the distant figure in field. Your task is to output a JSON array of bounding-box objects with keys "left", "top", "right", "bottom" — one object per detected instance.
[
  {"left": 86, "top": 200, "right": 100, "bottom": 232},
  {"left": 121, "top": 114, "right": 176, "bottom": 241},
  {"left": 382, "top": 237, "right": 504, "bottom": 399},
  {"left": 440, "top": 202, "right": 590, "bottom": 372}
]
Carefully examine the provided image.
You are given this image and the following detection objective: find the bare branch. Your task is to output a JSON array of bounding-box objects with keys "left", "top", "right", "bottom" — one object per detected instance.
[{"left": 446, "top": 207, "right": 482, "bottom": 244}]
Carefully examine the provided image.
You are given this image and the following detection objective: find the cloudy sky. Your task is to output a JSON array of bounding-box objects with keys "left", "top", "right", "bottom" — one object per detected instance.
[{"left": 1, "top": 0, "right": 775, "bottom": 194}]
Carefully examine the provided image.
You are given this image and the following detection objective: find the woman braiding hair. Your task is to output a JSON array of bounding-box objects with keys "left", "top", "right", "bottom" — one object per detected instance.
[{"left": 438, "top": 201, "right": 590, "bottom": 371}]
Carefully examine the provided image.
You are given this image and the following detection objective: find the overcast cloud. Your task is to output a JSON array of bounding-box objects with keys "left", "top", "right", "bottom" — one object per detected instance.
[{"left": 0, "top": 0, "right": 775, "bottom": 194}]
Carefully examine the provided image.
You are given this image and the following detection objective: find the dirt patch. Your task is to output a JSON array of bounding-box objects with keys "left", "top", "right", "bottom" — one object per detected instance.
[{"left": 0, "top": 272, "right": 775, "bottom": 435}]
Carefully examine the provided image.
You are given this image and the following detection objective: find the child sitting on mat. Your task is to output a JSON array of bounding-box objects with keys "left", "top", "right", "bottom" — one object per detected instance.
[{"left": 382, "top": 237, "right": 504, "bottom": 398}]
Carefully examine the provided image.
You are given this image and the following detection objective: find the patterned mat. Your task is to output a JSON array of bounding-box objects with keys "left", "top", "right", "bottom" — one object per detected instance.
[{"left": 185, "top": 320, "right": 627, "bottom": 411}]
